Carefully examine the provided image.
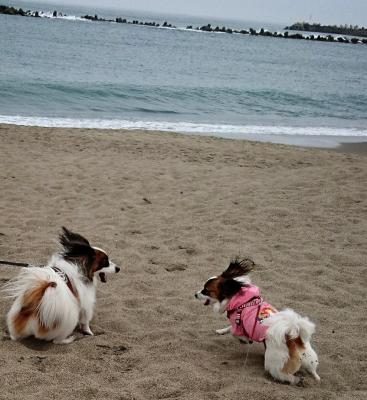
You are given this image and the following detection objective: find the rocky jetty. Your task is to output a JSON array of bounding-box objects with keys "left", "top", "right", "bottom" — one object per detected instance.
[
  {"left": 115, "top": 17, "right": 160, "bottom": 27},
  {"left": 162, "top": 21, "right": 175, "bottom": 28},
  {"left": 81, "top": 14, "right": 114, "bottom": 22},
  {"left": 1, "top": 4, "right": 366, "bottom": 46},
  {"left": 285, "top": 22, "right": 367, "bottom": 38},
  {"left": 0, "top": 5, "right": 26, "bottom": 16}
]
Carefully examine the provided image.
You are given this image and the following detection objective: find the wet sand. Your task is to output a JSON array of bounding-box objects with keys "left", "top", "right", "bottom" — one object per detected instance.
[{"left": 336, "top": 141, "right": 367, "bottom": 155}]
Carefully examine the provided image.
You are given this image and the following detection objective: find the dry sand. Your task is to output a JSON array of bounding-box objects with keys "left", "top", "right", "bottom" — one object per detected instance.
[{"left": 0, "top": 124, "right": 366, "bottom": 400}]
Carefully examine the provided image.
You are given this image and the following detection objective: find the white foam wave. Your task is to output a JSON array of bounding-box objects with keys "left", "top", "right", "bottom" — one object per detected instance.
[
  {"left": 0, "top": 115, "right": 366, "bottom": 138},
  {"left": 39, "top": 12, "right": 88, "bottom": 21}
]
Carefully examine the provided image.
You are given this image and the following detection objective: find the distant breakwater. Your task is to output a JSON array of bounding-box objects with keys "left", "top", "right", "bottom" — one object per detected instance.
[
  {"left": 1, "top": 5, "right": 367, "bottom": 46},
  {"left": 285, "top": 22, "right": 367, "bottom": 38}
]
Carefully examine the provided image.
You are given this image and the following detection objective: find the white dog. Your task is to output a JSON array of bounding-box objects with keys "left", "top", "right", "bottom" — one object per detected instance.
[
  {"left": 195, "top": 258, "right": 320, "bottom": 384},
  {"left": 4, "top": 227, "right": 120, "bottom": 344}
]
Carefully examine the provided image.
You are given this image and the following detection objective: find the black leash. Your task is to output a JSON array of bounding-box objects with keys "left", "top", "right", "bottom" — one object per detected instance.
[{"left": 0, "top": 260, "right": 30, "bottom": 267}]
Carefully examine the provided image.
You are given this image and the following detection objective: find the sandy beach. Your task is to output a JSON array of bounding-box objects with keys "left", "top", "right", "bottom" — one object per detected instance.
[{"left": 0, "top": 123, "right": 366, "bottom": 399}]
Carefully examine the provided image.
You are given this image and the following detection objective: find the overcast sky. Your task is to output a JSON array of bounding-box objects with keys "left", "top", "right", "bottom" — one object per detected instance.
[{"left": 26, "top": 0, "right": 367, "bottom": 26}]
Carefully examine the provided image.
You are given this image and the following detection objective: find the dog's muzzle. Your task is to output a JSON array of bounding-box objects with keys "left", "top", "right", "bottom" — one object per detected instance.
[{"left": 195, "top": 292, "right": 210, "bottom": 306}]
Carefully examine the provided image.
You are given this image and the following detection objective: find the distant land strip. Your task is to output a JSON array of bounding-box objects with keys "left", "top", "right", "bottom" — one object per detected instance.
[
  {"left": 285, "top": 22, "right": 367, "bottom": 38},
  {"left": 1, "top": 5, "right": 367, "bottom": 46}
]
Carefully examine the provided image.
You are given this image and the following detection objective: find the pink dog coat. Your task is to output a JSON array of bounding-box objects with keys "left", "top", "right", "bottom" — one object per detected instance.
[{"left": 226, "top": 285, "right": 277, "bottom": 342}]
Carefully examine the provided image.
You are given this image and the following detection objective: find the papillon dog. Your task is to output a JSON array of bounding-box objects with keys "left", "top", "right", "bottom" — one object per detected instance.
[
  {"left": 4, "top": 227, "right": 120, "bottom": 344},
  {"left": 195, "top": 258, "right": 320, "bottom": 384}
]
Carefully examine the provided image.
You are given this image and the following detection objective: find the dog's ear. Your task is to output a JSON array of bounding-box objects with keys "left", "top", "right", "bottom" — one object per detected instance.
[
  {"left": 61, "top": 241, "right": 95, "bottom": 259},
  {"left": 221, "top": 257, "right": 254, "bottom": 279},
  {"left": 59, "top": 227, "right": 99, "bottom": 281},
  {"left": 59, "top": 227, "right": 91, "bottom": 247},
  {"left": 59, "top": 227, "right": 94, "bottom": 261},
  {"left": 219, "top": 279, "right": 243, "bottom": 300}
]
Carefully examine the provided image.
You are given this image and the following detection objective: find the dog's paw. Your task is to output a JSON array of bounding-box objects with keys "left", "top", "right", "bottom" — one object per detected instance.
[
  {"left": 290, "top": 376, "right": 301, "bottom": 386},
  {"left": 216, "top": 326, "right": 231, "bottom": 335},
  {"left": 80, "top": 324, "right": 94, "bottom": 336},
  {"left": 54, "top": 335, "right": 75, "bottom": 345},
  {"left": 312, "top": 372, "right": 321, "bottom": 382}
]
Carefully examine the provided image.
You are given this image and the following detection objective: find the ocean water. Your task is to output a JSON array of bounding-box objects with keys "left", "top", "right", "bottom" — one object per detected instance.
[{"left": 1, "top": 1, "right": 367, "bottom": 146}]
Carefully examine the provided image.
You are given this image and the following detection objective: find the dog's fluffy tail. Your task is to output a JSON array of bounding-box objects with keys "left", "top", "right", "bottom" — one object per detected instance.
[
  {"left": 4, "top": 267, "right": 76, "bottom": 333},
  {"left": 2, "top": 267, "right": 57, "bottom": 299},
  {"left": 263, "top": 308, "right": 315, "bottom": 346},
  {"left": 263, "top": 308, "right": 318, "bottom": 383}
]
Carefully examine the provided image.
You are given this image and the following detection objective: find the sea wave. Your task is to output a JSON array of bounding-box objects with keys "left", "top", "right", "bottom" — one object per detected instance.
[
  {"left": 2, "top": 80, "right": 366, "bottom": 121},
  {"left": 0, "top": 115, "right": 366, "bottom": 138}
]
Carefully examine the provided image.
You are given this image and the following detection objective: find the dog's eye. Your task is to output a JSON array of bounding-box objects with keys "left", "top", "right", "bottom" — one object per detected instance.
[{"left": 201, "top": 288, "right": 208, "bottom": 296}]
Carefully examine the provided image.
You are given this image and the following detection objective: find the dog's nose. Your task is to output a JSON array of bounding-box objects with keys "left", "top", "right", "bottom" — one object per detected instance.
[
  {"left": 194, "top": 293, "right": 198, "bottom": 299},
  {"left": 115, "top": 266, "right": 120, "bottom": 273}
]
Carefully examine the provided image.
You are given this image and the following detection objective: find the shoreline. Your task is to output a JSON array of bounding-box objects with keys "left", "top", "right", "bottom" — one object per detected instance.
[{"left": 0, "top": 123, "right": 366, "bottom": 154}]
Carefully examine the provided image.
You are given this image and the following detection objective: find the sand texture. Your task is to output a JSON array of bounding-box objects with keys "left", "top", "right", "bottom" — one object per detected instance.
[{"left": 0, "top": 124, "right": 366, "bottom": 399}]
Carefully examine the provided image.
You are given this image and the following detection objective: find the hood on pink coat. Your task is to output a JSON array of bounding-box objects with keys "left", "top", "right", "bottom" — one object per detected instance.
[{"left": 226, "top": 285, "right": 261, "bottom": 311}]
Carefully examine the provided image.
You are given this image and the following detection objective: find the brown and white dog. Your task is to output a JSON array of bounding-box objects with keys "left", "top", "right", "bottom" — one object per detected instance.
[
  {"left": 195, "top": 258, "right": 320, "bottom": 384},
  {"left": 4, "top": 227, "right": 120, "bottom": 344}
]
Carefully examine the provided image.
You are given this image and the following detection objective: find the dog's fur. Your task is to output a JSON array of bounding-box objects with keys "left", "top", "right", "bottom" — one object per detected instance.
[
  {"left": 4, "top": 227, "right": 120, "bottom": 344},
  {"left": 195, "top": 258, "right": 320, "bottom": 384}
]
